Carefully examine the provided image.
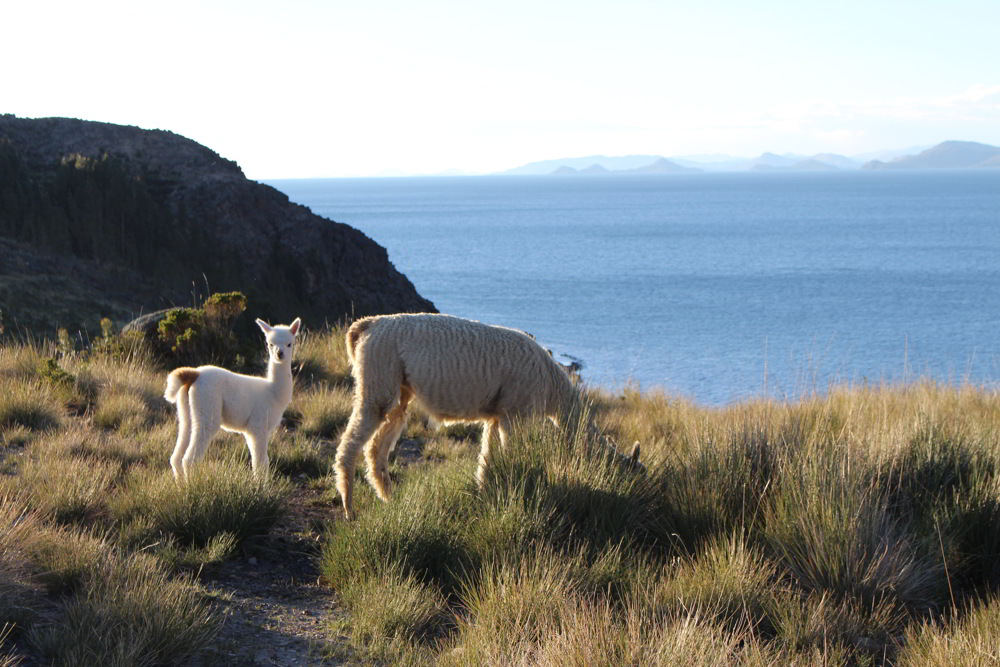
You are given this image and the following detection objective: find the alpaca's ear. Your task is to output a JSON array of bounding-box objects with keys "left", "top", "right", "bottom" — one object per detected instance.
[
  {"left": 256, "top": 318, "right": 272, "bottom": 334},
  {"left": 289, "top": 317, "right": 301, "bottom": 335}
]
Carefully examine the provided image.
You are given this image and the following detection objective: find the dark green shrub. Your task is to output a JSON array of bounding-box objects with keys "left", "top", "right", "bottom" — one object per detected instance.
[
  {"left": 36, "top": 357, "right": 74, "bottom": 386},
  {"left": 154, "top": 291, "right": 254, "bottom": 370}
]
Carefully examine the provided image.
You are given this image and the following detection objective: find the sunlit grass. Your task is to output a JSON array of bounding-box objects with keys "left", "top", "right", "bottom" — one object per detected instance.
[
  {"left": 2, "top": 328, "right": 999, "bottom": 665},
  {"left": 112, "top": 463, "right": 292, "bottom": 548},
  {"left": 0, "top": 379, "right": 64, "bottom": 432}
]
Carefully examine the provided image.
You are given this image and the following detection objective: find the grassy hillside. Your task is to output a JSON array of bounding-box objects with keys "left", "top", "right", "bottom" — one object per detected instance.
[{"left": 1, "top": 324, "right": 999, "bottom": 665}]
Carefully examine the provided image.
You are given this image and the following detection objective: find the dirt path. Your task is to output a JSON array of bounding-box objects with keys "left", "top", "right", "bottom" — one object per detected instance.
[
  {"left": 192, "top": 488, "right": 348, "bottom": 666},
  {"left": 192, "top": 439, "right": 431, "bottom": 665}
]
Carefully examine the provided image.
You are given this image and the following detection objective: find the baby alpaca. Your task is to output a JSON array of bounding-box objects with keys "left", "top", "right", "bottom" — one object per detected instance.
[
  {"left": 334, "top": 313, "right": 640, "bottom": 520},
  {"left": 164, "top": 317, "right": 301, "bottom": 480}
]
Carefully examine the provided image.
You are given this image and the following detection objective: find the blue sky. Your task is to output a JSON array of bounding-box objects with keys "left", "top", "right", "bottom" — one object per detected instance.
[{"left": 5, "top": 0, "right": 1000, "bottom": 177}]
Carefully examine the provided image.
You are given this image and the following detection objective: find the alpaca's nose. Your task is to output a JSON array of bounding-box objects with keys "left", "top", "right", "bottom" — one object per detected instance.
[{"left": 277, "top": 350, "right": 284, "bottom": 360}]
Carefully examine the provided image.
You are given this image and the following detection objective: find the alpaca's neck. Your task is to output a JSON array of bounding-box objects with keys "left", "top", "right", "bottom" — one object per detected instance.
[{"left": 266, "top": 359, "right": 293, "bottom": 401}]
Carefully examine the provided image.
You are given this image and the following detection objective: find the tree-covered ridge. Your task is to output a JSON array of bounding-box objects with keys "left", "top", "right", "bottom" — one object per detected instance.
[{"left": 0, "top": 142, "right": 193, "bottom": 276}]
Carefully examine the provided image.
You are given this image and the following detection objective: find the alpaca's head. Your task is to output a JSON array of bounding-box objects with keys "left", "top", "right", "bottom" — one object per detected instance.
[{"left": 256, "top": 317, "right": 302, "bottom": 364}]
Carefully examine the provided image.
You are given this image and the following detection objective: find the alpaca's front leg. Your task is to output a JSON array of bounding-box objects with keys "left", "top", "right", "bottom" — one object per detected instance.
[
  {"left": 476, "top": 419, "right": 497, "bottom": 488},
  {"left": 477, "top": 416, "right": 513, "bottom": 488}
]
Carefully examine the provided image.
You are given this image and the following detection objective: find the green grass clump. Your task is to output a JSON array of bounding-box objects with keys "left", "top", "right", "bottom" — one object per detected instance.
[
  {"left": 269, "top": 431, "right": 333, "bottom": 478},
  {"left": 318, "top": 383, "right": 1000, "bottom": 663},
  {"left": 0, "top": 497, "right": 45, "bottom": 632},
  {"left": 12, "top": 453, "right": 119, "bottom": 525},
  {"left": 21, "top": 526, "right": 108, "bottom": 596},
  {"left": 764, "top": 454, "right": 944, "bottom": 613},
  {"left": 4, "top": 327, "right": 1000, "bottom": 665},
  {"left": 28, "top": 551, "right": 218, "bottom": 666},
  {"left": 0, "top": 380, "right": 63, "bottom": 432},
  {"left": 293, "top": 326, "right": 352, "bottom": 389},
  {"left": 0, "top": 341, "right": 47, "bottom": 381},
  {"left": 113, "top": 464, "right": 291, "bottom": 548},
  {"left": 288, "top": 385, "right": 354, "bottom": 439},
  {"left": 322, "top": 466, "right": 474, "bottom": 597},
  {"left": 93, "top": 388, "right": 155, "bottom": 432},
  {"left": 646, "top": 534, "right": 785, "bottom": 637},
  {"left": 340, "top": 566, "right": 449, "bottom": 645},
  {"left": 899, "top": 596, "right": 1000, "bottom": 666}
]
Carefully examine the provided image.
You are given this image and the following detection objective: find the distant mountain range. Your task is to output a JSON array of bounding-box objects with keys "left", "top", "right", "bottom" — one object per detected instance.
[
  {"left": 499, "top": 141, "right": 1000, "bottom": 176},
  {"left": 861, "top": 141, "right": 1000, "bottom": 170}
]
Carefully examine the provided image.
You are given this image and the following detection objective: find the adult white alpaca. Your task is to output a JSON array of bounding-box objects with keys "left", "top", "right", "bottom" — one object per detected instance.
[
  {"left": 334, "top": 313, "right": 639, "bottom": 520},
  {"left": 164, "top": 317, "right": 301, "bottom": 480}
]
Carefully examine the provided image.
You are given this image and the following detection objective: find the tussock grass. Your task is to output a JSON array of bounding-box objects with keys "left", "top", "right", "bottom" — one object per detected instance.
[
  {"left": 287, "top": 384, "right": 354, "bottom": 439},
  {"left": 12, "top": 454, "right": 119, "bottom": 525},
  {"left": 0, "top": 328, "right": 309, "bottom": 664},
  {"left": 0, "top": 342, "right": 46, "bottom": 381},
  {"left": 321, "top": 381, "right": 1000, "bottom": 664},
  {"left": 28, "top": 551, "right": 218, "bottom": 666},
  {"left": 3, "top": 329, "right": 999, "bottom": 664},
  {"left": 93, "top": 387, "right": 155, "bottom": 432},
  {"left": 21, "top": 525, "right": 108, "bottom": 595},
  {"left": 293, "top": 326, "right": 352, "bottom": 389},
  {"left": 270, "top": 431, "right": 334, "bottom": 478},
  {"left": 646, "top": 534, "right": 786, "bottom": 637},
  {"left": 322, "top": 465, "right": 474, "bottom": 597},
  {"left": 113, "top": 463, "right": 292, "bottom": 547},
  {"left": 0, "top": 497, "right": 45, "bottom": 632},
  {"left": 46, "top": 426, "right": 154, "bottom": 470},
  {"left": 340, "top": 565, "right": 449, "bottom": 645},
  {"left": 0, "top": 380, "right": 63, "bottom": 432},
  {"left": 900, "top": 596, "right": 1000, "bottom": 666},
  {"left": 764, "top": 452, "right": 944, "bottom": 613}
]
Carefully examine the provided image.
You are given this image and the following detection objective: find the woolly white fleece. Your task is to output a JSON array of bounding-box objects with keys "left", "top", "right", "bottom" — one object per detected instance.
[
  {"left": 335, "top": 313, "right": 580, "bottom": 519},
  {"left": 164, "top": 317, "right": 300, "bottom": 480}
]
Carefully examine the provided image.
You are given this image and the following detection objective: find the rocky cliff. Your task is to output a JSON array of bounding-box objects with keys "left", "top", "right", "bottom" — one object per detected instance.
[{"left": 0, "top": 115, "right": 435, "bottom": 334}]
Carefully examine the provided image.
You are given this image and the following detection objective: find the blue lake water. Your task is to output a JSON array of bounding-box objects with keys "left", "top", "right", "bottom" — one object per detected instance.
[{"left": 265, "top": 172, "right": 1000, "bottom": 406}]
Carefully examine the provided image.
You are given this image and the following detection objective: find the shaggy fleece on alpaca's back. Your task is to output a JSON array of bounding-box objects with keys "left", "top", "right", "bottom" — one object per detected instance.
[
  {"left": 335, "top": 313, "right": 581, "bottom": 520},
  {"left": 347, "top": 313, "right": 577, "bottom": 421}
]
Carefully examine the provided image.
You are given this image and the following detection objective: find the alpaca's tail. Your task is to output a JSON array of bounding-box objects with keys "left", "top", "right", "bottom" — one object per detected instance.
[
  {"left": 164, "top": 367, "right": 201, "bottom": 403},
  {"left": 345, "top": 317, "right": 376, "bottom": 366}
]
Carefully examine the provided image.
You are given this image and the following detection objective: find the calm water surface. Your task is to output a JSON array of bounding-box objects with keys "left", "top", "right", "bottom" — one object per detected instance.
[{"left": 266, "top": 172, "right": 1000, "bottom": 405}]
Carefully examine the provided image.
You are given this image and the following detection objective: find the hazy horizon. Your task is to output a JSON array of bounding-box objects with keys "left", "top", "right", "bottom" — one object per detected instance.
[{"left": 5, "top": 0, "right": 1000, "bottom": 179}]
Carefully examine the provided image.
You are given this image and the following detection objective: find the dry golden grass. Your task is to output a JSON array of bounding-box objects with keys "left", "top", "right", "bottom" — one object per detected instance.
[{"left": 3, "top": 325, "right": 999, "bottom": 665}]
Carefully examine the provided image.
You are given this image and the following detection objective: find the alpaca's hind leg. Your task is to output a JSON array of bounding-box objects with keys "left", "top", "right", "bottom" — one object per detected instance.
[
  {"left": 365, "top": 387, "right": 413, "bottom": 502},
  {"left": 335, "top": 405, "right": 383, "bottom": 520},
  {"left": 476, "top": 419, "right": 498, "bottom": 488},
  {"left": 169, "top": 385, "right": 192, "bottom": 480},
  {"left": 182, "top": 389, "right": 221, "bottom": 479}
]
